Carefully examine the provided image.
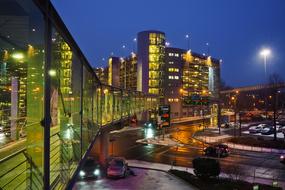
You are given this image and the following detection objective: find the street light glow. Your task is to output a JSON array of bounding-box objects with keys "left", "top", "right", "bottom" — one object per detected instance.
[
  {"left": 259, "top": 48, "right": 271, "bottom": 77},
  {"left": 260, "top": 48, "right": 271, "bottom": 57},
  {"left": 11, "top": 52, "right": 24, "bottom": 60}
]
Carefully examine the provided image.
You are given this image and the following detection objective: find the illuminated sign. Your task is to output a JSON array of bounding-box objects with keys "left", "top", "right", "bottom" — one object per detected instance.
[
  {"left": 183, "top": 95, "right": 209, "bottom": 106},
  {"left": 158, "top": 105, "right": 171, "bottom": 127}
]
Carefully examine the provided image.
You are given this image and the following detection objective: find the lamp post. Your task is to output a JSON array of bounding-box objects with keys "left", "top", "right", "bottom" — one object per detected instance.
[
  {"left": 206, "top": 42, "right": 210, "bottom": 56},
  {"left": 185, "top": 34, "right": 190, "bottom": 50},
  {"left": 179, "top": 88, "right": 184, "bottom": 120},
  {"left": 260, "top": 48, "right": 271, "bottom": 78},
  {"left": 133, "top": 38, "right": 137, "bottom": 53}
]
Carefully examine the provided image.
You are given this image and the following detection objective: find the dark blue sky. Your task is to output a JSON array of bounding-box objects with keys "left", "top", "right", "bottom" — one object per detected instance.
[{"left": 51, "top": 0, "right": 285, "bottom": 87}]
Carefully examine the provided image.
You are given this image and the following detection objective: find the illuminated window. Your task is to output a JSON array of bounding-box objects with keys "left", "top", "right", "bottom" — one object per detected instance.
[
  {"left": 174, "top": 76, "right": 179, "bottom": 79},
  {"left": 168, "top": 76, "right": 174, "bottom": 79},
  {"left": 149, "top": 45, "right": 159, "bottom": 53},
  {"left": 175, "top": 53, "right": 179, "bottom": 57},
  {"left": 168, "top": 68, "right": 179, "bottom": 72},
  {"left": 174, "top": 99, "right": 179, "bottom": 102},
  {"left": 168, "top": 53, "right": 174, "bottom": 56},
  {"left": 168, "top": 98, "right": 173, "bottom": 102},
  {"left": 169, "top": 61, "right": 174, "bottom": 64}
]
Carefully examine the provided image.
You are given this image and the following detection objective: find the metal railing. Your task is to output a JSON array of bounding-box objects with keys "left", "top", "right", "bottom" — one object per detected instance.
[{"left": 0, "top": 148, "right": 43, "bottom": 190}]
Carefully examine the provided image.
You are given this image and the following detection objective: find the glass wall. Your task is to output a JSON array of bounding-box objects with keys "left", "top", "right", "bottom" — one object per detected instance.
[
  {"left": 0, "top": 0, "right": 45, "bottom": 189},
  {"left": 113, "top": 88, "right": 122, "bottom": 121},
  {"left": 0, "top": 0, "right": 158, "bottom": 189}
]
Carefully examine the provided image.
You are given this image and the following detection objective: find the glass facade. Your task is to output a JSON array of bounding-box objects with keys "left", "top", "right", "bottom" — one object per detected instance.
[
  {"left": 0, "top": 1, "right": 158, "bottom": 189},
  {"left": 148, "top": 33, "right": 165, "bottom": 97}
]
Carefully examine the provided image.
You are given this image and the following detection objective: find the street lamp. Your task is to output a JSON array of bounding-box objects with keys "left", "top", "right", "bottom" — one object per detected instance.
[
  {"left": 165, "top": 42, "right": 171, "bottom": 47},
  {"left": 185, "top": 34, "right": 190, "bottom": 50},
  {"left": 260, "top": 48, "right": 271, "bottom": 78},
  {"left": 133, "top": 38, "right": 137, "bottom": 52},
  {"left": 179, "top": 88, "right": 184, "bottom": 119},
  {"left": 206, "top": 42, "right": 210, "bottom": 55}
]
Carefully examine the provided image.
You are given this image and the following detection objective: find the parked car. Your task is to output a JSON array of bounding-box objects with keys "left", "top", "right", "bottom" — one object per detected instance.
[
  {"left": 261, "top": 125, "right": 275, "bottom": 135},
  {"left": 204, "top": 144, "right": 229, "bottom": 157},
  {"left": 257, "top": 124, "right": 268, "bottom": 128},
  {"left": 221, "top": 122, "right": 234, "bottom": 128},
  {"left": 107, "top": 157, "right": 128, "bottom": 178},
  {"left": 248, "top": 125, "right": 263, "bottom": 133},
  {"left": 78, "top": 158, "right": 100, "bottom": 180},
  {"left": 280, "top": 155, "right": 285, "bottom": 164},
  {"left": 276, "top": 125, "right": 285, "bottom": 132}
]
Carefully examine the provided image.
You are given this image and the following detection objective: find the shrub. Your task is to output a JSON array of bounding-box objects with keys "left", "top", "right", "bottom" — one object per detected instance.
[{"left": 192, "top": 157, "right": 220, "bottom": 178}]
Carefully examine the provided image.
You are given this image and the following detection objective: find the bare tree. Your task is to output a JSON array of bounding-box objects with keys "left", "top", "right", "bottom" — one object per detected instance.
[
  {"left": 268, "top": 73, "right": 284, "bottom": 141},
  {"left": 223, "top": 165, "right": 244, "bottom": 181}
]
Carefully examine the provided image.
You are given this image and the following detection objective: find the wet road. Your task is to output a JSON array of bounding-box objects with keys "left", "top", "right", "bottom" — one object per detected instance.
[{"left": 110, "top": 122, "right": 285, "bottom": 183}]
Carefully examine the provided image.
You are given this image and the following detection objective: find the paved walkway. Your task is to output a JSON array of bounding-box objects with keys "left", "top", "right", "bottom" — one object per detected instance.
[
  {"left": 74, "top": 165, "right": 198, "bottom": 190},
  {"left": 127, "top": 160, "right": 285, "bottom": 189},
  {"left": 136, "top": 134, "right": 183, "bottom": 147}
]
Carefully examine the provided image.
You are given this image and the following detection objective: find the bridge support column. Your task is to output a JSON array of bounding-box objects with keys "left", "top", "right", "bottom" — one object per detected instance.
[{"left": 99, "top": 130, "right": 109, "bottom": 164}]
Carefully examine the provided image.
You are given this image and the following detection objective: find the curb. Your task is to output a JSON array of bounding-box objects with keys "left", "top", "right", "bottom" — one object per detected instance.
[{"left": 192, "top": 132, "right": 285, "bottom": 154}]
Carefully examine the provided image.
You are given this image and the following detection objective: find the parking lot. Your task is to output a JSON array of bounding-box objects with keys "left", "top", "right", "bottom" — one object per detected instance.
[{"left": 242, "top": 122, "right": 285, "bottom": 139}]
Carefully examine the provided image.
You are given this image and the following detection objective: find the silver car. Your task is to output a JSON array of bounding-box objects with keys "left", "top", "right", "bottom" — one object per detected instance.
[
  {"left": 107, "top": 157, "right": 128, "bottom": 178},
  {"left": 248, "top": 126, "right": 263, "bottom": 133}
]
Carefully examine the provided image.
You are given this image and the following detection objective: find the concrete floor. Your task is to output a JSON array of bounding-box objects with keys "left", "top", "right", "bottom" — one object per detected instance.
[{"left": 73, "top": 167, "right": 197, "bottom": 190}]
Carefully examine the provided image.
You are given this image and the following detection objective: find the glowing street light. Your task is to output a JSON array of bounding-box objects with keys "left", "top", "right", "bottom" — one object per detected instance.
[
  {"left": 165, "top": 42, "right": 170, "bottom": 47},
  {"left": 133, "top": 38, "right": 137, "bottom": 52},
  {"left": 185, "top": 34, "right": 190, "bottom": 50},
  {"left": 206, "top": 42, "right": 210, "bottom": 55},
  {"left": 260, "top": 48, "right": 271, "bottom": 77},
  {"left": 11, "top": 52, "right": 24, "bottom": 60}
]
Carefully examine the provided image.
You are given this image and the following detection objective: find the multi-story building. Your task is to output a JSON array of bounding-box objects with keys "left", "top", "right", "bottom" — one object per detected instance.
[
  {"left": 94, "top": 67, "right": 108, "bottom": 85},
  {"left": 164, "top": 48, "right": 221, "bottom": 119},
  {"left": 137, "top": 30, "right": 165, "bottom": 102},
  {"left": 107, "top": 57, "right": 120, "bottom": 87},
  {"left": 105, "top": 30, "right": 221, "bottom": 121},
  {"left": 164, "top": 47, "right": 185, "bottom": 118},
  {"left": 119, "top": 53, "right": 137, "bottom": 91}
]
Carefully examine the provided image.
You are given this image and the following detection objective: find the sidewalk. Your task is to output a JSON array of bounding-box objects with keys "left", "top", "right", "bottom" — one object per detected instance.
[
  {"left": 110, "top": 126, "right": 142, "bottom": 134},
  {"left": 136, "top": 134, "right": 183, "bottom": 147},
  {"left": 127, "top": 160, "right": 198, "bottom": 190},
  {"left": 127, "top": 159, "right": 285, "bottom": 189}
]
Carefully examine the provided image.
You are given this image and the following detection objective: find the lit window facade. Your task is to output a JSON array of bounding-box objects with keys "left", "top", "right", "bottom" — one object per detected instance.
[
  {"left": 119, "top": 54, "right": 138, "bottom": 91},
  {"left": 164, "top": 47, "right": 221, "bottom": 119},
  {"left": 137, "top": 31, "right": 165, "bottom": 101},
  {"left": 182, "top": 51, "right": 210, "bottom": 97},
  {"left": 148, "top": 32, "right": 165, "bottom": 96}
]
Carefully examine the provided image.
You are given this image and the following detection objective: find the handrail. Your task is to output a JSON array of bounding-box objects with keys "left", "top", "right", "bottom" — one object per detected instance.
[
  {"left": 1, "top": 162, "right": 27, "bottom": 188},
  {"left": 23, "top": 151, "right": 43, "bottom": 180},
  {"left": 0, "top": 159, "right": 26, "bottom": 179},
  {"left": 0, "top": 148, "right": 26, "bottom": 163}
]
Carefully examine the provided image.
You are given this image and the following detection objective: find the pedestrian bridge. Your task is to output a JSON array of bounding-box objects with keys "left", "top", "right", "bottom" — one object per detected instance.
[{"left": 0, "top": 0, "right": 158, "bottom": 189}]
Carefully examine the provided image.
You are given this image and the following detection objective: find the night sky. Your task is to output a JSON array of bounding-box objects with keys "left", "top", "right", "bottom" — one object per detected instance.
[{"left": 51, "top": 0, "right": 285, "bottom": 87}]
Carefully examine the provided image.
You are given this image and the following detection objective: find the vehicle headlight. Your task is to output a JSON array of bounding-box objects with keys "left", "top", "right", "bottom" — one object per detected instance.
[
  {"left": 94, "top": 169, "right": 100, "bottom": 176},
  {"left": 281, "top": 155, "right": 284, "bottom": 159},
  {"left": 79, "top": 171, "right": 85, "bottom": 177}
]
